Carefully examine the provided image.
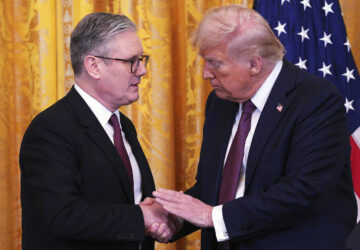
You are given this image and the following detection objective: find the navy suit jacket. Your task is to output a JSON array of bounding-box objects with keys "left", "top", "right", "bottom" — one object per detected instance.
[
  {"left": 347, "top": 222, "right": 360, "bottom": 250},
  {"left": 180, "top": 59, "right": 357, "bottom": 249},
  {"left": 19, "top": 86, "right": 155, "bottom": 250}
]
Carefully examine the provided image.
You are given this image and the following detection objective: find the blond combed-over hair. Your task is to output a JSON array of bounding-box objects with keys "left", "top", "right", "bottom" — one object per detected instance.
[{"left": 193, "top": 4, "right": 285, "bottom": 65}]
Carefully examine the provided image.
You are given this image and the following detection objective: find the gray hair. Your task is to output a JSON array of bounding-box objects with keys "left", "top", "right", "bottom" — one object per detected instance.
[
  {"left": 70, "top": 12, "right": 137, "bottom": 76},
  {"left": 193, "top": 4, "right": 285, "bottom": 65}
]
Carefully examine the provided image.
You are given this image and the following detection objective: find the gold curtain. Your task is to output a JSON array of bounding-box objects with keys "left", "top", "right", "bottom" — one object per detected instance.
[{"left": 0, "top": 0, "right": 358, "bottom": 249}]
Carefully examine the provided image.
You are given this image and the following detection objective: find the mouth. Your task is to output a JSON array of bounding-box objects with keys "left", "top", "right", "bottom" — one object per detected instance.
[
  {"left": 212, "top": 85, "right": 222, "bottom": 90},
  {"left": 210, "top": 80, "right": 220, "bottom": 88},
  {"left": 130, "top": 82, "right": 140, "bottom": 87}
]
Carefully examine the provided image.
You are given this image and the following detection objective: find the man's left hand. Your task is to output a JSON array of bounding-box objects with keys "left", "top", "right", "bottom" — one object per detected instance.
[{"left": 153, "top": 188, "right": 213, "bottom": 228}]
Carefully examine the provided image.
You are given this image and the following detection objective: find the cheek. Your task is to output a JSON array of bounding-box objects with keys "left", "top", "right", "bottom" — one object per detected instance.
[
  {"left": 217, "top": 68, "right": 237, "bottom": 85},
  {"left": 116, "top": 78, "right": 131, "bottom": 90},
  {"left": 221, "top": 75, "right": 239, "bottom": 91}
]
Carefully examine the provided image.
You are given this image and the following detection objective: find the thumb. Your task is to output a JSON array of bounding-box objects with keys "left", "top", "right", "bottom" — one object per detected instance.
[{"left": 142, "top": 197, "right": 155, "bottom": 205}]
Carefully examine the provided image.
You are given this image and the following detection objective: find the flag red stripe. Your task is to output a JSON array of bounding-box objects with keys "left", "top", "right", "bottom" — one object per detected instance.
[{"left": 350, "top": 136, "right": 360, "bottom": 197}]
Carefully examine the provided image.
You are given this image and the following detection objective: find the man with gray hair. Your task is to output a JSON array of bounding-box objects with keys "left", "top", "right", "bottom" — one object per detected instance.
[
  {"left": 154, "top": 4, "right": 357, "bottom": 249},
  {"left": 20, "top": 12, "right": 175, "bottom": 249}
]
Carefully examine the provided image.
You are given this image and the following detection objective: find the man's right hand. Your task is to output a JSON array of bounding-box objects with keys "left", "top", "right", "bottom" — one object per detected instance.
[{"left": 139, "top": 197, "right": 181, "bottom": 242}]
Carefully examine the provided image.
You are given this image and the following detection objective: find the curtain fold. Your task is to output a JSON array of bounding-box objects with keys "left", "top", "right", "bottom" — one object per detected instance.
[{"left": 0, "top": 0, "right": 357, "bottom": 249}]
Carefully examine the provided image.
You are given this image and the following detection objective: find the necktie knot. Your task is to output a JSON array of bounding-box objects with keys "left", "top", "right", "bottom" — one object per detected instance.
[
  {"left": 242, "top": 100, "right": 256, "bottom": 115},
  {"left": 109, "top": 114, "right": 119, "bottom": 128}
]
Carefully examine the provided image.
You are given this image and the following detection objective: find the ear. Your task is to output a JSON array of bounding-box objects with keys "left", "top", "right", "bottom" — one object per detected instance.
[
  {"left": 83, "top": 55, "right": 101, "bottom": 80},
  {"left": 248, "top": 56, "right": 262, "bottom": 76}
]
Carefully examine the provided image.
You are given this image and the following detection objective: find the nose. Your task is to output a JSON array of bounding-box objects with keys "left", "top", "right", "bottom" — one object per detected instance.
[
  {"left": 134, "top": 60, "right": 147, "bottom": 77},
  {"left": 203, "top": 64, "right": 215, "bottom": 79}
]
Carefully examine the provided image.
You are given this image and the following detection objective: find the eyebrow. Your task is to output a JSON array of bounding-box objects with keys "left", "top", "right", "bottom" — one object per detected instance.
[
  {"left": 127, "top": 52, "right": 145, "bottom": 60},
  {"left": 120, "top": 55, "right": 138, "bottom": 61},
  {"left": 127, "top": 55, "right": 138, "bottom": 60},
  {"left": 200, "top": 52, "right": 224, "bottom": 60},
  {"left": 204, "top": 57, "right": 222, "bottom": 63}
]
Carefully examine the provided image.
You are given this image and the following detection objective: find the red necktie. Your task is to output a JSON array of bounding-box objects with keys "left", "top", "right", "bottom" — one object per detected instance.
[
  {"left": 109, "top": 114, "right": 134, "bottom": 190},
  {"left": 217, "top": 100, "right": 256, "bottom": 250}
]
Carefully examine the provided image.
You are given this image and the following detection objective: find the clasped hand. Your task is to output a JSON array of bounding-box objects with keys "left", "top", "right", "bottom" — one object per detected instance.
[
  {"left": 139, "top": 197, "right": 181, "bottom": 242},
  {"left": 140, "top": 189, "right": 214, "bottom": 242},
  {"left": 153, "top": 188, "right": 214, "bottom": 228}
]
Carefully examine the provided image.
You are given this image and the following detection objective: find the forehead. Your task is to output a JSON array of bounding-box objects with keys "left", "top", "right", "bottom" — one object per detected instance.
[
  {"left": 107, "top": 31, "right": 143, "bottom": 57},
  {"left": 199, "top": 43, "right": 228, "bottom": 60}
]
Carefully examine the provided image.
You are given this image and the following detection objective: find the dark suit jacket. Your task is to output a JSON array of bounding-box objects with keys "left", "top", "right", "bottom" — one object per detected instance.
[
  {"left": 347, "top": 222, "right": 360, "bottom": 250},
  {"left": 179, "top": 59, "right": 357, "bottom": 249},
  {"left": 19, "top": 86, "right": 155, "bottom": 250}
]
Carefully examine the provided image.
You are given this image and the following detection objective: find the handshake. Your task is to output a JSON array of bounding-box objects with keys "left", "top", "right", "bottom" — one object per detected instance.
[{"left": 139, "top": 188, "right": 214, "bottom": 243}]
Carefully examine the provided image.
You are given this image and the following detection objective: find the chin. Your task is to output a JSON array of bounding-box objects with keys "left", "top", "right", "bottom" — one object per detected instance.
[
  {"left": 129, "top": 93, "right": 140, "bottom": 104},
  {"left": 117, "top": 94, "right": 139, "bottom": 107},
  {"left": 214, "top": 90, "right": 232, "bottom": 101}
]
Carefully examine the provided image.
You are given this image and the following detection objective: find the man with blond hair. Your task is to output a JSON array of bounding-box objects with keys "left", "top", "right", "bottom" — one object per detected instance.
[{"left": 154, "top": 4, "right": 357, "bottom": 250}]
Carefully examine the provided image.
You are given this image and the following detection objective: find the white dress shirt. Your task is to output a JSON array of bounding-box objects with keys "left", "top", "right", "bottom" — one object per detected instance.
[
  {"left": 74, "top": 84, "right": 143, "bottom": 204},
  {"left": 212, "top": 60, "right": 283, "bottom": 241}
]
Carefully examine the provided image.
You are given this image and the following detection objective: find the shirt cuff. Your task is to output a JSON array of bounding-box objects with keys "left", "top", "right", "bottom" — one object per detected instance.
[{"left": 212, "top": 205, "right": 229, "bottom": 241}]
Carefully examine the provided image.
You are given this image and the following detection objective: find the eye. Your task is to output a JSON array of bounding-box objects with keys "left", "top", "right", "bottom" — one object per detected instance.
[
  {"left": 208, "top": 59, "right": 222, "bottom": 69},
  {"left": 129, "top": 56, "right": 138, "bottom": 62}
]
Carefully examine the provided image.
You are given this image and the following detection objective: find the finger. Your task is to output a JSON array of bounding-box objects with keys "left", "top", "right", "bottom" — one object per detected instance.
[
  {"left": 156, "top": 197, "right": 186, "bottom": 208},
  {"left": 160, "top": 228, "right": 171, "bottom": 242},
  {"left": 155, "top": 198, "right": 181, "bottom": 210},
  {"left": 153, "top": 201, "right": 175, "bottom": 216},
  {"left": 157, "top": 227, "right": 170, "bottom": 243},
  {"left": 153, "top": 191, "right": 178, "bottom": 202},
  {"left": 152, "top": 223, "right": 169, "bottom": 242},
  {"left": 153, "top": 190, "right": 185, "bottom": 203},
  {"left": 141, "top": 197, "right": 155, "bottom": 205},
  {"left": 147, "top": 223, "right": 159, "bottom": 236},
  {"left": 157, "top": 223, "right": 167, "bottom": 236},
  {"left": 154, "top": 197, "right": 190, "bottom": 218},
  {"left": 162, "top": 204, "right": 187, "bottom": 219},
  {"left": 157, "top": 188, "right": 184, "bottom": 198},
  {"left": 154, "top": 197, "right": 165, "bottom": 206},
  {"left": 159, "top": 189, "right": 189, "bottom": 201}
]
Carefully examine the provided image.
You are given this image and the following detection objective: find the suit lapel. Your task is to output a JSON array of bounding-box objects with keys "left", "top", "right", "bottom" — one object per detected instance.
[
  {"left": 245, "top": 59, "right": 296, "bottom": 192},
  {"left": 120, "top": 113, "right": 155, "bottom": 198},
  {"left": 66, "top": 87, "right": 134, "bottom": 203}
]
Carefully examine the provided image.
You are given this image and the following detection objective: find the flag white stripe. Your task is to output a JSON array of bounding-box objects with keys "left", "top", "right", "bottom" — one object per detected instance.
[
  {"left": 356, "top": 195, "right": 360, "bottom": 222},
  {"left": 352, "top": 126, "right": 360, "bottom": 148}
]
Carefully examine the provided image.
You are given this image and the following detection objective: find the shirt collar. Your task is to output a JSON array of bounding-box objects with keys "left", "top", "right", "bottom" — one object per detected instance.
[
  {"left": 251, "top": 60, "right": 283, "bottom": 112},
  {"left": 74, "top": 83, "right": 120, "bottom": 127}
]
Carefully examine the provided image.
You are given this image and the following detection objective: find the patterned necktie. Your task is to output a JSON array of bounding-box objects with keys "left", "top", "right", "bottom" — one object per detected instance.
[
  {"left": 217, "top": 100, "right": 256, "bottom": 250},
  {"left": 109, "top": 114, "right": 134, "bottom": 190}
]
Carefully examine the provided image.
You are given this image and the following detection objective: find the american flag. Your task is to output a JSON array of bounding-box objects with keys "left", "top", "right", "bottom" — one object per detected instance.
[{"left": 253, "top": 0, "right": 360, "bottom": 221}]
